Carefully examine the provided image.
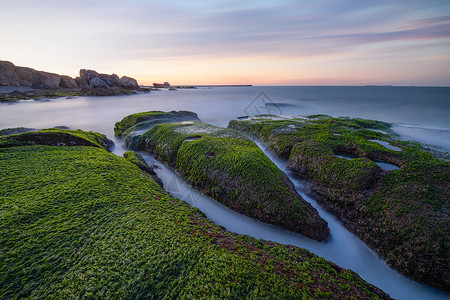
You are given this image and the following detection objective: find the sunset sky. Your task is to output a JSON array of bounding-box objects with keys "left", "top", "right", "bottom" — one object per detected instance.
[{"left": 1, "top": 0, "right": 449, "bottom": 86}]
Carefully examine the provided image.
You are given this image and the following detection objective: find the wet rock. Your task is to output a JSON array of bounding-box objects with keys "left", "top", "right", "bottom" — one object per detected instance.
[
  {"left": 0, "top": 127, "right": 36, "bottom": 136},
  {"left": 115, "top": 111, "right": 330, "bottom": 241},
  {"left": 229, "top": 114, "right": 450, "bottom": 292},
  {"left": 0, "top": 128, "right": 114, "bottom": 151},
  {"left": 123, "top": 151, "right": 163, "bottom": 187}
]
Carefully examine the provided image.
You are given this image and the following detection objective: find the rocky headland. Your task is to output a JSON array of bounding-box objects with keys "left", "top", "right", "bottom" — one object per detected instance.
[{"left": 0, "top": 60, "right": 146, "bottom": 102}]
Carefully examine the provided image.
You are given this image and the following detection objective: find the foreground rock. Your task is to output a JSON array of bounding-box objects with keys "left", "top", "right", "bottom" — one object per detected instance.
[
  {"left": 0, "top": 129, "right": 391, "bottom": 299},
  {"left": 0, "top": 60, "right": 146, "bottom": 102},
  {"left": 229, "top": 114, "right": 450, "bottom": 292},
  {"left": 115, "top": 111, "right": 330, "bottom": 241},
  {"left": 0, "top": 128, "right": 113, "bottom": 151}
]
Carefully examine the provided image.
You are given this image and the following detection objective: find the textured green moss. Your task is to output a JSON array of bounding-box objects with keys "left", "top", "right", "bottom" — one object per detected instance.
[
  {"left": 0, "top": 134, "right": 390, "bottom": 299},
  {"left": 0, "top": 128, "right": 112, "bottom": 150},
  {"left": 114, "top": 111, "right": 198, "bottom": 137},
  {"left": 229, "top": 115, "right": 450, "bottom": 292},
  {"left": 117, "top": 113, "right": 330, "bottom": 241}
]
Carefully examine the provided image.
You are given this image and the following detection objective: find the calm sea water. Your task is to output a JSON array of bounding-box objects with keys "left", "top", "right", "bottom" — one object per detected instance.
[{"left": 0, "top": 86, "right": 448, "bottom": 299}]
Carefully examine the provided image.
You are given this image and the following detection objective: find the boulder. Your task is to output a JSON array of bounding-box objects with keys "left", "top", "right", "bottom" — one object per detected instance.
[
  {"left": 0, "top": 61, "right": 19, "bottom": 86},
  {"left": 121, "top": 76, "right": 139, "bottom": 89},
  {"left": 77, "top": 69, "right": 140, "bottom": 90},
  {"left": 32, "top": 71, "right": 61, "bottom": 89},
  {"left": 90, "top": 77, "right": 108, "bottom": 88}
]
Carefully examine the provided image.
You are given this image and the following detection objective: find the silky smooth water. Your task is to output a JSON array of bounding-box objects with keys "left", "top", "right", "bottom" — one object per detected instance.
[{"left": 0, "top": 86, "right": 448, "bottom": 299}]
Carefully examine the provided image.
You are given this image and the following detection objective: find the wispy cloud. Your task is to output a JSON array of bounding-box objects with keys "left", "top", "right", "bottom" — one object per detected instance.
[{"left": 0, "top": 0, "right": 449, "bottom": 84}]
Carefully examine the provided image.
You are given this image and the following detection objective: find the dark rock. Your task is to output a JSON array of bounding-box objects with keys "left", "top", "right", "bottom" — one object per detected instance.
[
  {"left": 59, "top": 76, "right": 78, "bottom": 88},
  {"left": 123, "top": 151, "right": 163, "bottom": 187},
  {"left": 90, "top": 77, "right": 108, "bottom": 88},
  {"left": 0, "top": 61, "right": 20, "bottom": 86},
  {"left": 0, "top": 127, "right": 36, "bottom": 136},
  {"left": 0, "top": 129, "right": 114, "bottom": 151}
]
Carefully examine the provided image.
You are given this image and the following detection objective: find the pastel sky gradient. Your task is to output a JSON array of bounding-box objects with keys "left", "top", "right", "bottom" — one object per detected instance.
[{"left": 1, "top": 0, "right": 449, "bottom": 86}]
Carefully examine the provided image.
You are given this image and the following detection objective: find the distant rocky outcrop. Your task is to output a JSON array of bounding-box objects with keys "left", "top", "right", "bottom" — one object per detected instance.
[
  {"left": 0, "top": 60, "right": 140, "bottom": 92},
  {"left": 75, "top": 69, "right": 139, "bottom": 90}
]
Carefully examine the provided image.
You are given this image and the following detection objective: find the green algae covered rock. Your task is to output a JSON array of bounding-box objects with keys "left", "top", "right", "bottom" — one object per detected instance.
[
  {"left": 123, "top": 150, "right": 163, "bottom": 187},
  {"left": 115, "top": 111, "right": 330, "bottom": 241},
  {"left": 114, "top": 110, "right": 199, "bottom": 149},
  {"left": 229, "top": 115, "right": 450, "bottom": 292},
  {"left": 0, "top": 129, "right": 392, "bottom": 299},
  {"left": 0, "top": 127, "right": 113, "bottom": 151}
]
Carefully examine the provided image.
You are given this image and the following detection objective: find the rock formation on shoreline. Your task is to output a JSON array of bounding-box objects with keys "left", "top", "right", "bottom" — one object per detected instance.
[{"left": 0, "top": 60, "right": 139, "bottom": 91}]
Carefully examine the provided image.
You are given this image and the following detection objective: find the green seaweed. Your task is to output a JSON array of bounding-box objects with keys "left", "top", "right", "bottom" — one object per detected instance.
[
  {"left": 116, "top": 113, "right": 330, "bottom": 241},
  {"left": 0, "top": 133, "right": 391, "bottom": 299},
  {"left": 0, "top": 128, "right": 112, "bottom": 150},
  {"left": 229, "top": 115, "right": 450, "bottom": 292}
]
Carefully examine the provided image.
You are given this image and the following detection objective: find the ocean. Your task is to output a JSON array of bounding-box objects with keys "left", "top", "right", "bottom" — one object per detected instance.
[{"left": 0, "top": 86, "right": 449, "bottom": 299}]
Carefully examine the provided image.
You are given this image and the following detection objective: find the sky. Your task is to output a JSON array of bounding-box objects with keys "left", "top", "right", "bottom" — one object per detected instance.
[{"left": 1, "top": 0, "right": 449, "bottom": 86}]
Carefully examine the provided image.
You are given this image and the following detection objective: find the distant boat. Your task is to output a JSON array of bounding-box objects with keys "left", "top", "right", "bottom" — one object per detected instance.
[{"left": 153, "top": 82, "right": 170, "bottom": 88}]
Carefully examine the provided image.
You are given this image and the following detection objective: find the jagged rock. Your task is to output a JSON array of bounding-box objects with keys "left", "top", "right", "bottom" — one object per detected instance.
[
  {"left": 90, "top": 77, "right": 108, "bottom": 88},
  {"left": 1, "top": 61, "right": 141, "bottom": 93},
  {"left": 78, "top": 69, "right": 127, "bottom": 89}
]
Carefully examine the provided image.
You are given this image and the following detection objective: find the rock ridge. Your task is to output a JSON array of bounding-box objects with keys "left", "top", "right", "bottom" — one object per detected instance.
[{"left": 0, "top": 60, "right": 139, "bottom": 91}]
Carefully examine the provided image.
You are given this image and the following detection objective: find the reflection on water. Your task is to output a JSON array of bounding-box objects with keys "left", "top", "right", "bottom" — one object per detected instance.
[
  {"left": 374, "top": 160, "right": 400, "bottom": 171},
  {"left": 369, "top": 139, "right": 403, "bottom": 151},
  {"left": 0, "top": 87, "right": 448, "bottom": 299}
]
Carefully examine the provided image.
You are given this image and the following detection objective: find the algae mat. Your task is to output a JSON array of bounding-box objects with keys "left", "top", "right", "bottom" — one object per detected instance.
[
  {"left": 229, "top": 114, "right": 450, "bottom": 292},
  {"left": 115, "top": 111, "right": 329, "bottom": 241},
  {"left": 0, "top": 130, "right": 391, "bottom": 299}
]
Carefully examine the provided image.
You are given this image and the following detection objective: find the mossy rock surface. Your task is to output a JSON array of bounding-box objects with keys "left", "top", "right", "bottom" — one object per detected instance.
[
  {"left": 123, "top": 150, "right": 163, "bottom": 187},
  {"left": 0, "top": 128, "right": 113, "bottom": 151},
  {"left": 229, "top": 115, "right": 450, "bottom": 292},
  {"left": 114, "top": 110, "right": 199, "bottom": 149},
  {"left": 115, "top": 111, "right": 330, "bottom": 241},
  {"left": 0, "top": 135, "right": 391, "bottom": 299}
]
